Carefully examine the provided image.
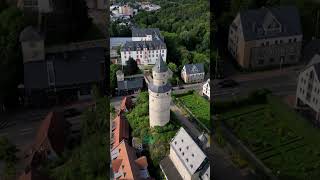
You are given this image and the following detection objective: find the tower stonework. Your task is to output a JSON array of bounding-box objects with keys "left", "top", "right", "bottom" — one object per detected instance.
[{"left": 149, "top": 56, "right": 171, "bottom": 127}]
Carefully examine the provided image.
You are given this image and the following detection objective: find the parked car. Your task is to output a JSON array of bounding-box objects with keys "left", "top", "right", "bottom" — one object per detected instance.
[{"left": 218, "top": 79, "right": 239, "bottom": 88}]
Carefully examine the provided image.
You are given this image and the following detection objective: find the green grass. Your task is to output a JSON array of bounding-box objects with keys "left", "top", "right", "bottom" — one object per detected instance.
[
  {"left": 219, "top": 96, "right": 320, "bottom": 179},
  {"left": 177, "top": 93, "right": 210, "bottom": 128}
]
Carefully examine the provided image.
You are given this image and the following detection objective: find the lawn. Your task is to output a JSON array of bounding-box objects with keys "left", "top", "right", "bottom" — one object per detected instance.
[
  {"left": 220, "top": 96, "right": 320, "bottom": 179},
  {"left": 175, "top": 92, "right": 210, "bottom": 128}
]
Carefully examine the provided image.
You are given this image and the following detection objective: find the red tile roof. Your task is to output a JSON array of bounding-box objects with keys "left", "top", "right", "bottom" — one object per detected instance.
[
  {"left": 27, "top": 111, "right": 68, "bottom": 166},
  {"left": 111, "top": 113, "right": 129, "bottom": 150},
  {"left": 120, "top": 96, "right": 133, "bottom": 112},
  {"left": 112, "top": 140, "right": 150, "bottom": 180}
]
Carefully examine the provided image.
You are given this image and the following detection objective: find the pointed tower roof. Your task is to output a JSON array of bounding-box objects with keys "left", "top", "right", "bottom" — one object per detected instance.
[{"left": 153, "top": 56, "right": 167, "bottom": 73}]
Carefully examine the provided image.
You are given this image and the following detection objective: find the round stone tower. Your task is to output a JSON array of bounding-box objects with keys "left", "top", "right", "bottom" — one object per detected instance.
[{"left": 149, "top": 56, "right": 171, "bottom": 127}]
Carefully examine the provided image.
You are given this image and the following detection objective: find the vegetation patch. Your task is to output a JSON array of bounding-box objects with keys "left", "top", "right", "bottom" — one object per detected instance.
[
  {"left": 216, "top": 93, "right": 320, "bottom": 179},
  {"left": 174, "top": 91, "right": 210, "bottom": 129}
]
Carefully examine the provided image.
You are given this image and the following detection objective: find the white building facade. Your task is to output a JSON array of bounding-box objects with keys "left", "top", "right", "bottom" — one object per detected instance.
[
  {"left": 202, "top": 79, "right": 210, "bottom": 100},
  {"left": 296, "top": 54, "right": 320, "bottom": 122},
  {"left": 121, "top": 28, "right": 167, "bottom": 66},
  {"left": 149, "top": 56, "right": 171, "bottom": 127}
]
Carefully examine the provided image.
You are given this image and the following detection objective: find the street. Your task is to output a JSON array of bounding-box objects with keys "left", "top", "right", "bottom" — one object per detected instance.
[{"left": 213, "top": 66, "right": 301, "bottom": 102}]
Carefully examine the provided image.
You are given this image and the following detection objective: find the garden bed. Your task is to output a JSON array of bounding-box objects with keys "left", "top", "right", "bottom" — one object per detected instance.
[{"left": 219, "top": 96, "right": 320, "bottom": 179}]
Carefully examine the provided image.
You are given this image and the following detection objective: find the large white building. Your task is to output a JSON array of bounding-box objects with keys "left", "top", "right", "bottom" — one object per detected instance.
[
  {"left": 121, "top": 28, "right": 167, "bottom": 66},
  {"left": 296, "top": 54, "right": 320, "bottom": 122},
  {"left": 160, "top": 127, "right": 210, "bottom": 180},
  {"left": 148, "top": 56, "right": 171, "bottom": 127}
]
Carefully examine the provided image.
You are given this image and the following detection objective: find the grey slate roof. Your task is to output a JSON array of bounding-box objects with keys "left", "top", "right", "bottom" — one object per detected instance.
[
  {"left": 148, "top": 83, "right": 171, "bottom": 93},
  {"left": 24, "top": 47, "right": 105, "bottom": 90},
  {"left": 117, "top": 78, "right": 143, "bottom": 91},
  {"left": 153, "top": 56, "right": 167, "bottom": 73},
  {"left": 170, "top": 127, "right": 207, "bottom": 175},
  {"left": 183, "top": 63, "right": 205, "bottom": 74},
  {"left": 122, "top": 39, "right": 166, "bottom": 51},
  {"left": 132, "top": 27, "right": 161, "bottom": 38},
  {"left": 20, "top": 26, "right": 43, "bottom": 42},
  {"left": 239, "top": 6, "right": 302, "bottom": 41}
]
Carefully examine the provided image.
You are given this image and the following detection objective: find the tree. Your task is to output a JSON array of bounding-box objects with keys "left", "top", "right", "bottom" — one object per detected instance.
[
  {"left": 125, "top": 57, "right": 138, "bottom": 75},
  {"left": 0, "top": 7, "right": 25, "bottom": 110},
  {"left": 110, "top": 64, "right": 120, "bottom": 95},
  {"left": 167, "top": 62, "right": 177, "bottom": 73}
]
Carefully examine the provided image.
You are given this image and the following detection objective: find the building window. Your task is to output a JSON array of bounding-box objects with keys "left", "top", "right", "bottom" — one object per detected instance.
[
  {"left": 289, "top": 39, "right": 292, "bottom": 43},
  {"left": 186, "top": 158, "right": 189, "bottom": 162},
  {"left": 179, "top": 148, "right": 181, "bottom": 151},
  {"left": 266, "top": 41, "right": 269, "bottom": 46},
  {"left": 182, "top": 152, "right": 184, "bottom": 156},
  {"left": 294, "top": 38, "right": 297, "bottom": 42},
  {"left": 280, "top": 40, "right": 283, "bottom": 44},
  {"left": 192, "top": 153, "right": 194, "bottom": 157},
  {"left": 190, "top": 164, "right": 193, "bottom": 168},
  {"left": 175, "top": 141, "right": 177, "bottom": 145},
  {"left": 275, "top": 40, "right": 278, "bottom": 44}
]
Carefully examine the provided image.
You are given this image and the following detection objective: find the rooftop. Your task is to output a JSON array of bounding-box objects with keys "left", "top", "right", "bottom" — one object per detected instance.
[
  {"left": 183, "top": 63, "right": 205, "bottom": 74},
  {"left": 239, "top": 6, "right": 302, "bottom": 41},
  {"left": 170, "top": 127, "right": 207, "bottom": 175}
]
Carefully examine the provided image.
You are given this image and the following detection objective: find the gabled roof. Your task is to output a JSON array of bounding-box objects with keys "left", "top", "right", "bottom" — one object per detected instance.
[
  {"left": 132, "top": 27, "right": 161, "bottom": 38},
  {"left": 122, "top": 39, "right": 166, "bottom": 51},
  {"left": 170, "top": 127, "right": 207, "bottom": 175},
  {"left": 32, "top": 111, "right": 67, "bottom": 156},
  {"left": 153, "top": 56, "right": 167, "bottom": 73},
  {"left": 183, "top": 63, "right": 205, "bottom": 74},
  {"left": 20, "top": 26, "right": 43, "bottom": 42},
  {"left": 239, "top": 6, "right": 301, "bottom": 41},
  {"left": 111, "top": 114, "right": 129, "bottom": 150},
  {"left": 112, "top": 140, "right": 150, "bottom": 179},
  {"left": 120, "top": 96, "right": 133, "bottom": 111}
]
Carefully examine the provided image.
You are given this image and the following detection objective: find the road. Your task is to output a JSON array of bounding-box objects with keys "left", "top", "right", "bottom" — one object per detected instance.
[{"left": 213, "top": 66, "right": 301, "bottom": 102}]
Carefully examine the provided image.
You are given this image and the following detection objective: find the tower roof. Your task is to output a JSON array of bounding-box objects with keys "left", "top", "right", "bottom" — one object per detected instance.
[{"left": 153, "top": 56, "right": 167, "bottom": 73}]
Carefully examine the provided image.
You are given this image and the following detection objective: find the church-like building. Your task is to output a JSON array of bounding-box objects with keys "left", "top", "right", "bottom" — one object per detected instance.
[{"left": 148, "top": 56, "right": 171, "bottom": 127}]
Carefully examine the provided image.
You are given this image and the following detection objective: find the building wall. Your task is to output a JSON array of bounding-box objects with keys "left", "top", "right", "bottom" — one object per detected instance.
[
  {"left": 121, "top": 48, "right": 167, "bottom": 65},
  {"left": 249, "top": 36, "right": 302, "bottom": 68},
  {"left": 202, "top": 81, "right": 210, "bottom": 99},
  {"left": 149, "top": 90, "right": 171, "bottom": 127},
  {"left": 184, "top": 73, "right": 205, "bottom": 84},
  {"left": 296, "top": 66, "right": 320, "bottom": 113},
  {"left": 22, "top": 40, "right": 45, "bottom": 63},
  {"left": 169, "top": 147, "right": 192, "bottom": 180},
  {"left": 228, "top": 14, "right": 303, "bottom": 69}
]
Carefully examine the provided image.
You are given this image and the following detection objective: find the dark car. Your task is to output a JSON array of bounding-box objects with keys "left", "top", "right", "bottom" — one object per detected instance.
[{"left": 218, "top": 79, "right": 239, "bottom": 88}]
